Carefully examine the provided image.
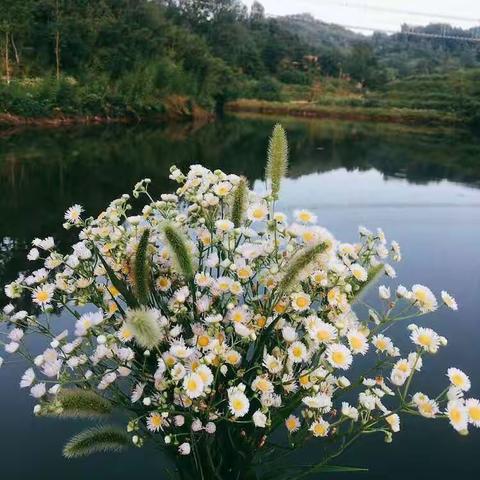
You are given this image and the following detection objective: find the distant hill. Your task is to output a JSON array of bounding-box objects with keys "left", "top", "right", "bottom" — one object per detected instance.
[
  {"left": 278, "top": 14, "right": 480, "bottom": 78},
  {"left": 275, "top": 14, "right": 364, "bottom": 51}
]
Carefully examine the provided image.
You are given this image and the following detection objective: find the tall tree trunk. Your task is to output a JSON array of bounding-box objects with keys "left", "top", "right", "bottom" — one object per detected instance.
[
  {"left": 55, "top": 0, "right": 61, "bottom": 80},
  {"left": 11, "top": 33, "right": 20, "bottom": 65},
  {"left": 4, "top": 30, "right": 10, "bottom": 84},
  {"left": 55, "top": 29, "right": 60, "bottom": 80}
]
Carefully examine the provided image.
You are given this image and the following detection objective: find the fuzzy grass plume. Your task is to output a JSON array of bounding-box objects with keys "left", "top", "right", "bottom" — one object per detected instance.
[
  {"left": 54, "top": 389, "right": 113, "bottom": 419},
  {"left": 266, "top": 124, "right": 288, "bottom": 199},
  {"left": 133, "top": 228, "right": 151, "bottom": 305},
  {"left": 62, "top": 425, "right": 130, "bottom": 458},
  {"left": 231, "top": 177, "right": 249, "bottom": 228},
  {"left": 163, "top": 223, "right": 195, "bottom": 280},
  {"left": 278, "top": 242, "right": 327, "bottom": 294},
  {"left": 125, "top": 307, "right": 163, "bottom": 349}
]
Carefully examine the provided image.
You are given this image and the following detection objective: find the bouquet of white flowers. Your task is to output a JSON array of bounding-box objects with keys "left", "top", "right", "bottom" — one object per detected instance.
[{"left": 1, "top": 125, "right": 476, "bottom": 480}]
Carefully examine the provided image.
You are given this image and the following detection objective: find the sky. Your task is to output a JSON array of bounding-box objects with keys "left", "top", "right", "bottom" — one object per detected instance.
[{"left": 243, "top": 0, "right": 480, "bottom": 34}]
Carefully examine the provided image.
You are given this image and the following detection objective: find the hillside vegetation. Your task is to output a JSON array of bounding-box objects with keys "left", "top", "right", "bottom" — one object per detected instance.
[{"left": 0, "top": 1, "right": 479, "bottom": 125}]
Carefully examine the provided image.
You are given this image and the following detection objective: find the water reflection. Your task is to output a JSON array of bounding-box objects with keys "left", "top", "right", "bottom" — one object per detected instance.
[{"left": 0, "top": 116, "right": 479, "bottom": 479}]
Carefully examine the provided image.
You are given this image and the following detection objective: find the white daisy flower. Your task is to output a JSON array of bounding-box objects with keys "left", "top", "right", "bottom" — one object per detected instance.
[
  {"left": 131, "top": 383, "right": 145, "bottom": 403},
  {"left": 295, "top": 210, "right": 317, "bottom": 224},
  {"left": 410, "top": 327, "right": 441, "bottom": 353},
  {"left": 32, "top": 284, "right": 55, "bottom": 307},
  {"left": 411, "top": 284, "right": 437, "bottom": 313},
  {"left": 441, "top": 291, "right": 458, "bottom": 311},
  {"left": 447, "top": 368, "right": 471, "bottom": 392},
  {"left": 446, "top": 400, "right": 468, "bottom": 433},
  {"left": 30, "top": 383, "right": 46, "bottom": 398},
  {"left": 183, "top": 373, "right": 204, "bottom": 399},
  {"left": 247, "top": 203, "right": 268, "bottom": 222},
  {"left": 64, "top": 204, "right": 83, "bottom": 224},
  {"left": 385, "top": 413, "right": 400, "bottom": 432},
  {"left": 310, "top": 418, "right": 330, "bottom": 437},
  {"left": 291, "top": 292, "right": 311, "bottom": 312},
  {"left": 325, "top": 344, "right": 353, "bottom": 370},
  {"left": 350, "top": 264, "right": 367, "bottom": 282},
  {"left": 228, "top": 387, "right": 249, "bottom": 417},
  {"left": 147, "top": 412, "right": 163, "bottom": 432},
  {"left": 347, "top": 330, "right": 369, "bottom": 355},
  {"left": 178, "top": 442, "right": 191, "bottom": 455},
  {"left": 288, "top": 341, "right": 308, "bottom": 363},
  {"left": 466, "top": 398, "right": 480, "bottom": 427},
  {"left": 285, "top": 414, "right": 301, "bottom": 433},
  {"left": 253, "top": 410, "right": 267, "bottom": 428},
  {"left": 20, "top": 368, "right": 35, "bottom": 388}
]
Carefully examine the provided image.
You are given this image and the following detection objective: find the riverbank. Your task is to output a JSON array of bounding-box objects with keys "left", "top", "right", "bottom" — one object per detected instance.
[{"left": 225, "top": 99, "right": 460, "bottom": 126}]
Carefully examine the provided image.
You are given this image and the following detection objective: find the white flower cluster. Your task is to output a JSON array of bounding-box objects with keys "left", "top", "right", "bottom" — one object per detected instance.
[{"left": 1, "top": 159, "right": 475, "bottom": 464}]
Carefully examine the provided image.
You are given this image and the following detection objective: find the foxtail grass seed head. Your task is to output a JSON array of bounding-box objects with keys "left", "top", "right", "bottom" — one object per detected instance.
[
  {"left": 163, "top": 223, "right": 195, "bottom": 280},
  {"left": 231, "top": 177, "right": 249, "bottom": 228},
  {"left": 266, "top": 123, "right": 288, "bottom": 199},
  {"left": 132, "top": 228, "right": 151, "bottom": 305},
  {"left": 278, "top": 242, "right": 327, "bottom": 293},
  {"left": 63, "top": 425, "right": 130, "bottom": 458},
  {"left": 53, "top": 389, "right": 113, "bottom": 418},
  {"left": 125, "top": 308, "right": 163, "bottom": 349}
]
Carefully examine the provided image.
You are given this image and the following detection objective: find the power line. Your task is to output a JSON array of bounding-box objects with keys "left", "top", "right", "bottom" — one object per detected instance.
[{"left": 316, "top": 0, "right": 479, "bottom": 24}]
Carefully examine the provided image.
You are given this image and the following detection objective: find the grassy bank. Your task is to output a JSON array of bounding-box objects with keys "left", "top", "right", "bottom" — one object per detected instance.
[
  {"left": 227, "top": 70, "right": 480, "bottom": 127},
  {"left": 225, "top": 99, "right": 458, "bottom": 125},
  {"left": 0, "top": 78, "right": 213, "bottom": 127}
]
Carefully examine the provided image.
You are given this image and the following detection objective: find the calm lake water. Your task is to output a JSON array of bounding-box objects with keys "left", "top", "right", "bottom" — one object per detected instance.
[{"left": 0, "top": 115, "right": 479, "bottom": 479}]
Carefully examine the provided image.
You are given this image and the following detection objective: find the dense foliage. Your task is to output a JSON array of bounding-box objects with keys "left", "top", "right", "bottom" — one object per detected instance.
[{"left": 0, "top": 1, "right": 479, "bottom": 119}]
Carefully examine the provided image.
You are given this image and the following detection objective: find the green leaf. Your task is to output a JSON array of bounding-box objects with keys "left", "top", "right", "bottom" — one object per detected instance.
[
  {"left": 299, "top": 464, "right": 367, "bottom": 473},
  {"left": 351, "top": 263, "right": 384, "bottom": 304},
  {"left": 53, "top": 389, "right": 113, "bottom": 419},
  {"left": 62, "top": 425, "right": 130, "bottom": 459},
  {"left": 97, "top": 250, "right": 139, "bottom": 308}
]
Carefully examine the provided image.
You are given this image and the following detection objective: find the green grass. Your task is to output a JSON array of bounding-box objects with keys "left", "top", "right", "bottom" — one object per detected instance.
[{"left": 228, "top": 69, "right": 480, "bottom": 127}]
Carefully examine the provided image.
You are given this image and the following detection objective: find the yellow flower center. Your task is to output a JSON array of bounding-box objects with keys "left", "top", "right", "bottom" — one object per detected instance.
[
  {"left": 398, "top": 362, "right": 409, "bottom": 373},
  {"left": 295, "top": 297, "right": 309, "bottom": 309},
  {"left": 450, "top": 408, "right": 462, "bottom": 423},
  {"left": 253, "top": 208, "right": 264, "bottom": 219},
  {"left": 232, "top": 398, "right": 244, "bottom": 411},
  {"left": 332, "top": 351, "right": 345, "bottom": 365},
  {"left": 316, "top": 330, "right": 331, "bottom": 342},
  {"left": 286, "top": 418, "right": 297, "bottom": 430},
  {"left": 451, "top": 374, "right": 464, "bottom": 387},
  {"left": 313, "top": 423, "right": 327, "bottom": 436},
  {"left": 36, "top": 291, "right": 49, "bottom": 302},
  {"left": 256, "top": 316, "right": 267, "bottom": 328},
  {"left": 350, "top": 337, "right": 363, "bottom": 350},
  {"left": 469, "top": 406, "right": 480, "bottom": 421},
  {"left": 292, "top": 346, "right": 303, "bottom": 358},
  {"left": 299, "top": 374, "right": 310, "bottom": 386},
  {"left": 237, "top": 268, "right": 250, "bottom": 279},
  {"left": 151, "top": 415, "right": 162, "bottom": 427},
  {"left": 420, "top": 403, "right": 433, "bottom": 415},
  {"left": 197, "top": 335, "right": 210, "bottom": 348},
  {"left": 303, "top": 231, "right": 315, "bottom": 242},
  {"left": 418, "top": 334, "right": 432, "bottom": 347},
  {"left": 376, "top": 340, "right": 387, "bottom": 350},
  {"left": 187, "top": 379, "right": 198, "bottom": 391},
  {"left": 298, "top": 212, "right": 311, "bottom": 222}
]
